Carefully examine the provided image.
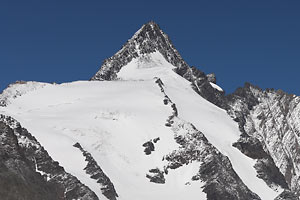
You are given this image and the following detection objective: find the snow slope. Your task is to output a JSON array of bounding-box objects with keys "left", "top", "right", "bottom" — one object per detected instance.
[{"left": 0, "top": 52, "right": 280, "bottom": 199}]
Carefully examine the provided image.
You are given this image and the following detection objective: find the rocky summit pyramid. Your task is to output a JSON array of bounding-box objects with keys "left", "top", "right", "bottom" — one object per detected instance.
[
  {"left": 91, "top": 21, "right": 188, "bottom": 81},
  {"left": 91, "top": 21, "right": 225, "bottom": 107},
  {"left": 0, "top": 21, "right": 300, "bottom": 200}
]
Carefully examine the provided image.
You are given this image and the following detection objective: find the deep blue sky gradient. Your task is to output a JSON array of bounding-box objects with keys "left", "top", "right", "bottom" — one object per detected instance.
[{"left": 1, "top": 0, "right": 300, "bottom": 94}]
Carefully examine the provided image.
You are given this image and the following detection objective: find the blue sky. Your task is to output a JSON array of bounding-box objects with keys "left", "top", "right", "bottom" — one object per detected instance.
[{"left": 1, "top": 0, "right": 300, "bottom": 94}]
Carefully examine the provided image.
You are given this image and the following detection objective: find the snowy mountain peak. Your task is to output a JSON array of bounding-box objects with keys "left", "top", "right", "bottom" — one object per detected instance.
[
  {"left": 91, "top": 21, "right": 225, "bottom": 107},
  {"left": 131, "top": 20, "right": 165, "bottom": 42},
  {"left": 90, "top": 21, "right": 189, "bottom": 81},
  {"left": 129, "top": 20, "right": 176, "bottom": 55}
]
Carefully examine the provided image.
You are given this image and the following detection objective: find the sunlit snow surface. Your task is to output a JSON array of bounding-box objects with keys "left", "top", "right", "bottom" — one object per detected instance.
[
  {"left": 0, "top": 52, "right": 280, "bottom": 199},
  {"left": 209, "top": 82, "right": 223, "bottom": 92}
]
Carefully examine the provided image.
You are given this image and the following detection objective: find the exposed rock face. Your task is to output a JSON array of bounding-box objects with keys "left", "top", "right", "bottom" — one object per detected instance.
[
  {"left": 91, "top": 21, "right": 224, "bottom": 107},
  {"left": 0, "top": 115, "right": 99, "bottom": 200},
  {"left": 0, "top": 121, "right": 63, "bottom": 200},
  {"left": 73, "top": 142, "right": 118, "bottom": 200},
  {"left": 225, "top": 83, "right": 300, "bottom": 197},
  {"left": 233, "top": 136, "right": 289, "bottom": 190}
]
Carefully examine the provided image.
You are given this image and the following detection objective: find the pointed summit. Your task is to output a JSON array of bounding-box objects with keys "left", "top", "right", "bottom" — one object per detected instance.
[
  {"left": 129, "top": 20, "right": 174, "bottom": 55},
  {"left": 91, "top": 21, "right": 189, "bottom": 81},
  {"left": 132, "top": 20, "right": 163, "bottom": 41},
  {"left": 91, "top": 21, "right": 225, "bottom": 107}
]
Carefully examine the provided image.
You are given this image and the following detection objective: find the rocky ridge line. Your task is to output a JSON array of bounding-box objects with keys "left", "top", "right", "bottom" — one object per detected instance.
[{"left": 73, "top": 142, "right": 118, "bottom": 200}]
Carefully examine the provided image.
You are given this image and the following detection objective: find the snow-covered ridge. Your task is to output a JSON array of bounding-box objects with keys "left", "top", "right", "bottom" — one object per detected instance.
[{"left": 0, "top": 81, "right": 49, "bottom": 106}]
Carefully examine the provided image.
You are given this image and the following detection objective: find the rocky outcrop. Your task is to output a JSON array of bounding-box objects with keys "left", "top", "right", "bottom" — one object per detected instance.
[
  {"left": 142, "top": 137, "right": 160, "bottom": 155},
  {"left": 142, "top": 141, "right": 155, "bottom": 155},
  {"left": 206, "top": 73, "right": 216, "bottom": 84},
  {"left": 146, "top": 168, "right": 165, "bottom": 184},
  {"left": 73, "top": 142, "right": 118, "bottom": 200},
  {"left": 0, "top": 115, "right": 99, "bottom": 200}
]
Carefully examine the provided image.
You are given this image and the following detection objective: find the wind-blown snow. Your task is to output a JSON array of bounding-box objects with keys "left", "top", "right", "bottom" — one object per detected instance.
[{"left": 0, "top": 51, "right": 280, "bottom": 199}]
